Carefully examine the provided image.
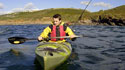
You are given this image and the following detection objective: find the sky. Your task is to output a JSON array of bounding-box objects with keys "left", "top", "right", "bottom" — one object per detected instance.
[{"left": 0, "top": 0, "right": 124, "bottom": 15}]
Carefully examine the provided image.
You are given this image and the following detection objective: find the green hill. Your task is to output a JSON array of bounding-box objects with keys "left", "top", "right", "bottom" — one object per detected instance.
[
  {"left": 91, "top": 5, "right": 125, "bottom": 20},
  {"left": 104, "top": 5, "right": 125, "bottom": 18},
  {"left": 0, "top": 5, "right": 124, "bottom": 25},
  {"left": 0, "top": 8, "right": 90, "bottom": 25}
]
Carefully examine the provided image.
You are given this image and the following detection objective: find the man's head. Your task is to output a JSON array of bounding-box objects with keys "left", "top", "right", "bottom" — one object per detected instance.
[{"left": 53, "top": 14, "right": 61, "bottom": 26}]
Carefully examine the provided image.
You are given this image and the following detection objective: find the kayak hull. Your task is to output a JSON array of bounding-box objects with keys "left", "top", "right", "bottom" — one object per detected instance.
[{"left": 35, "top": 42, "right": 72, "bottom": 70}]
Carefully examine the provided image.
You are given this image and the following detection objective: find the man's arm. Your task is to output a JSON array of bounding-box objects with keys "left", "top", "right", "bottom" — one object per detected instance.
[
  {"left": 38, "top": 27, "right": 51, "bottom": 40},
  {"left": 65, "top": 27, "right": 76, "bottom": 41},
  {"left": 65, "top": 27, "right": 75, "bottom": 36}
]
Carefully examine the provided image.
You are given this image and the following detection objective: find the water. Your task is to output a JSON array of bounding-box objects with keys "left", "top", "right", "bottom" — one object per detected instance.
[{"left": 0, "top": 24, "right": 125, "bottom": 70}]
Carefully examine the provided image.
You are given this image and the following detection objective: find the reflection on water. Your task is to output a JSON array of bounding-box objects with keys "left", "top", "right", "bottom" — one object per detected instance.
[{"left": 0, "top": 25, "right": 125, "bottom": 70}]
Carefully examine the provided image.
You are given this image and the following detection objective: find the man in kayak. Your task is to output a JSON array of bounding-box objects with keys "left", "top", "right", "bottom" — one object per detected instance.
[{"left": 38, "top": 14, "right": 76, "bottom": 42}]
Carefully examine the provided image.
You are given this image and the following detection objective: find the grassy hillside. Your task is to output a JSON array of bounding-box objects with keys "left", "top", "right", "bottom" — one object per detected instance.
[
  {"left": 104, "top": 5, "right": 125, "bottom": 18},
  {"left": 0, "top": 5, "right": 124, "bottom": 25},
  {"left": 89, "top": 5, "right": 125, "bottom": 20},
  {"left": 0, "top": 8, "right": 90, "bottom": 24}
]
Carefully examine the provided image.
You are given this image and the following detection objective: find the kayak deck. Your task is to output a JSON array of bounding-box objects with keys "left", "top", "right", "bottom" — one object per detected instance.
[{"left": 35, "top": 42, "right": 72, "bottom": 70}]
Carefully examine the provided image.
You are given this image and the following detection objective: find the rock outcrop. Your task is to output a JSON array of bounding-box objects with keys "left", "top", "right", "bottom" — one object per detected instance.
[{"left": 98, "top": 16, "right": 125, "bottom": 26}]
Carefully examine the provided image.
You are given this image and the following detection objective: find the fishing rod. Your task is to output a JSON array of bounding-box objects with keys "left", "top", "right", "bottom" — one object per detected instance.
[
  {"left": 78, "top": 0, "right": 92, "bottom": 21},
  {"left": 71, "top": 0, "right": 92, "bottom": 31}
]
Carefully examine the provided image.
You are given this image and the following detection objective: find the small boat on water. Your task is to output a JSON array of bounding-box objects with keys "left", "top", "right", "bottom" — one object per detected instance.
[{"left": 35, "top": 42, "right": 72, "bottom": 70}]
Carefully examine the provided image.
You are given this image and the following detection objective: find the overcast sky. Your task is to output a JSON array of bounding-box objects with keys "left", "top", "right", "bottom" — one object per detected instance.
[{"left": 0, "top": 0, "right": 124, "bottom": 15}]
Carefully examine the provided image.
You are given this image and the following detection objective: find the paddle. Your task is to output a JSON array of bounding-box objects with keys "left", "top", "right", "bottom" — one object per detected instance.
[{"left": 8, "top": 35, "right": 84, "bottom": 44}]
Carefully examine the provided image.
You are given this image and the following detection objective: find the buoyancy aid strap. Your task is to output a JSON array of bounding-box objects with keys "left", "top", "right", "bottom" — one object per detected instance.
[
  {"left": 60, "top": 25, "right": 66, "bottom": 40},
  {"left": 49, "top": 22, "right": 67, "bottom": 31},
  {"left": 51, "top": 25, "right": 56, "bottom": 41}
]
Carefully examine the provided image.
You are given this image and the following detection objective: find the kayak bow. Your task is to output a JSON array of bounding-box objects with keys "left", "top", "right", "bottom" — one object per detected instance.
[{"left": 35, "top": 42, "right": 72, "bottom": 70}]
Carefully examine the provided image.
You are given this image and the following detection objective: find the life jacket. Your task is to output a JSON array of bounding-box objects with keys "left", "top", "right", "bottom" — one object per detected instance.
[{"left": 49, "top": 23, "right": 67, "bottom": 41}]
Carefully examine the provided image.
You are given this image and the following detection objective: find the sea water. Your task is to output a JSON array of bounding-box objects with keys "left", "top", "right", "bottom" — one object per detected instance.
[{"left": 0, "top": 24, "right": 125, "bottom": 70}]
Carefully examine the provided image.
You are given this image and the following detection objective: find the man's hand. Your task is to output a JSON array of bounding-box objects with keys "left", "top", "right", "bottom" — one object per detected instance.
[
  {"left": 70, "top": 35, "right": 77, "bottom": 41},
  {"left": 38, "top": 36, "right": 49, "bottom": 42},
  {"left": 70, "top": 35, "right": 76, "bottom": 38},
  {"left": 38, "top": 36, "right": 43, "bottom": 41}
]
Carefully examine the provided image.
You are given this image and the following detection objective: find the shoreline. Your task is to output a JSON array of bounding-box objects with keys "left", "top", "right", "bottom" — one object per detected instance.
[
  {"left": 0, "top": 20, "right": 124, "bottom": 26},
  {"left": 0, "top": 21, "right": 51, "bottom": 25},
  {"left": 0, "top": 21, "right": 98, "bottom": 26}
]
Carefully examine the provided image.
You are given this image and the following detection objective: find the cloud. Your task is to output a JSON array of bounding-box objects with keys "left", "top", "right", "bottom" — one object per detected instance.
[
  {"left": 12, "top": 3, "right": 39, "bottom": 13},
  {"left": 0, "top": 3, "right": 4, "bottom": 9},
  {"left": 80, "top": 1, "right": 89, "bottom": 5},
  {"left": 0, "top": 2, "right": 39, "bottom": 15},
  {"left": 0, "top": 11, "right": 5, "bottom": 15},
  {"left": 24, "top": 3, "right": 35, "bottom": 10},
  {"left": 12, "top": 8, "right": 24, "bottom": 12},
  {"left": 93, "top": 2, "right": 112, "bottom": 8},
  {"left": 0, "top": 11, "right": 11, "bottom": 15}
]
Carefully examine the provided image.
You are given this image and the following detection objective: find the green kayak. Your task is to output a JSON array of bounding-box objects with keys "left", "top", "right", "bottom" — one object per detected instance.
[{"left": 35, "top": 42, "right": 72, "bottom": 70}]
